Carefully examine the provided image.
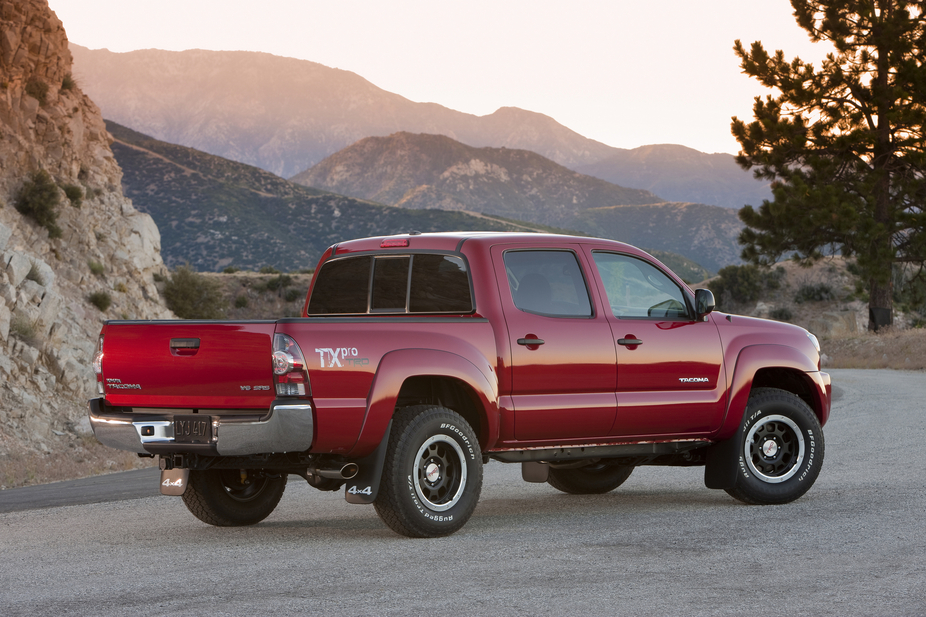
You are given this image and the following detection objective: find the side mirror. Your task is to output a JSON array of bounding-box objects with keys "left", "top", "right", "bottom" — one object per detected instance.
[{"left": 695, "top": 289, "right": 715, "bottom": 319}]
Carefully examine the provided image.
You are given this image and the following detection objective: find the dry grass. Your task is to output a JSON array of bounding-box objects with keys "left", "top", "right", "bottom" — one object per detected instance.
[
  {"left": 0, "top": 434, "right": 154, "bottom": 490},
  {"left": 822, "top": 328, "right": 926, "bottom": 370}
]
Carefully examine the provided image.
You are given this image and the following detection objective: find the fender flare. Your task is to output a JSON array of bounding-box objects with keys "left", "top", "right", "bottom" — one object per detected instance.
[
  {"left": 346, "top": 348, "right": 499, "bottom": 459},
  {"left": 705, "top": 344, "right": 820, "bottom": 490}
]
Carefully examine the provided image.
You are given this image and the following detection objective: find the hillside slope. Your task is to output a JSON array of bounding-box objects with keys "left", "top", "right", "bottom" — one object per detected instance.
[{"left": 106, "top": 122, "right": 572, "bottom": 271}]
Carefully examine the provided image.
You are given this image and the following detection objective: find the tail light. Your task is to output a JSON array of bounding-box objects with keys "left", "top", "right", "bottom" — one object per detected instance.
[
  {"left": 92, "top": 334, "right": 104, "bottom": 395},
  {"left": 272, "top": 333, "right": 310, "bottom": 397}
]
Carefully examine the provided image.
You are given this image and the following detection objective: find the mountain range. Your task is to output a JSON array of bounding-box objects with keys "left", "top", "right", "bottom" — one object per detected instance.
[
  {"left": 106, "top": 122, "right": 580, "bottom": 272},
  {"left": 70, "top": 44, "right": 770, "bottom": 208},
  {"left": 107, "top": 122, "right": 714, "bottom": 280},
  {"left": 295, "top": 132, "right": 744, "bottom": 272}
]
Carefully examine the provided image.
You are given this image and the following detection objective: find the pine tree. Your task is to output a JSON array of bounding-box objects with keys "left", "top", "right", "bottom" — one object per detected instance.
[{"left": 732, "top": 0, "right": 926, "bottom": 330}]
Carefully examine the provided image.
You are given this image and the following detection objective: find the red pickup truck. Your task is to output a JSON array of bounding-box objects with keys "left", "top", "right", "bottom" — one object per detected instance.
[{"left": 89, "top": 232, "right": 830, "bottom": 537}]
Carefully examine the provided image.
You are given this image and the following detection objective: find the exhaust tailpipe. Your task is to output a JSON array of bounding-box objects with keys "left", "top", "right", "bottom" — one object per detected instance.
[{"left": 310, "top": 463, "right": 359, "bottom": 480}]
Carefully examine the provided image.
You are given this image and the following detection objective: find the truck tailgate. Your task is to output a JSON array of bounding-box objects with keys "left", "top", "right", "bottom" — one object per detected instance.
[{"left": 99, "top": 321, "right": 278, "bottom": 409}]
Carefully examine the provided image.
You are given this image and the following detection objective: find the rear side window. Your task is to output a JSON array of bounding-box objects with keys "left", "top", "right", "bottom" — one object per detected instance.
[
  {"left": 308, "top": 254, "right": 473, "bottom": 315},
  {"left": 504, "top": 250, "right": 592, "bottom": 317}
]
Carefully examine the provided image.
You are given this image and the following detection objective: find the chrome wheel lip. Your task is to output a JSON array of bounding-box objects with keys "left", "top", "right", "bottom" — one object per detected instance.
[
  {"left": 414, "top": 435, "right": 467, "bottom": 512},
  {"left": 745, "top": 414, "right": 805, "bottom": 484}
]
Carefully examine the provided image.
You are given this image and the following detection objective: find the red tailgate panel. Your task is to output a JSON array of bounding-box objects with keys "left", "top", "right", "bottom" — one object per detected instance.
[{"left": 101, "top": 322, "right": 277, "bottom": 409}]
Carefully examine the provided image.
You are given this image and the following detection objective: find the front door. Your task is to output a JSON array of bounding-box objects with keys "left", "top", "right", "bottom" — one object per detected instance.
[
  {"left": 492, "top": 245, "right": 617, "bottom": 442},
  {"left": 585, "top": 249, "right": 726, "bottom": 438}
]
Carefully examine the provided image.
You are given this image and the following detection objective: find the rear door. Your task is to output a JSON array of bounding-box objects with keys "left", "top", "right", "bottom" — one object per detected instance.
[
  {"left": 585, "top": 249, "right": 726, "bottom": 437},
  {"left": 492, "top": 244, "right": 617, "bottom": 441},
  {"left": 100, "top": 321, "right": 277, "bottom": 409}
]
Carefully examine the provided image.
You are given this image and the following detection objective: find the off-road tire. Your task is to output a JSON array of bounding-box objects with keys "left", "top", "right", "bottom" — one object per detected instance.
[
  {"left": 725, "top": 387, "right": 824, "bottom": 505},
  {"left": 374, "top": 405, "right": 483, "bottom": 538},
  {"left": 182, "top": 469, "right": 287, "bottom": 526},
  {"left": 547, "top": 460, "right": 634, "bottom": 494}
]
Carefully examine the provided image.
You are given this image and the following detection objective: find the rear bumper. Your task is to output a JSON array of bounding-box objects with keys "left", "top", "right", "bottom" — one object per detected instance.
[{"left": 88, "top": 398, "right": 314, "bottom": 456}]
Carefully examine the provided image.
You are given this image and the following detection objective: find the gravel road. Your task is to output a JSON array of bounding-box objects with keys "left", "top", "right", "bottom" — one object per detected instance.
[{"left": 1, "top": 368, "right": 924, "bottom": 616}]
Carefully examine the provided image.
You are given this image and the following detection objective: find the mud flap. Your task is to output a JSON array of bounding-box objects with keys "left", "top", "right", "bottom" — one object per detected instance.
[
  {"left": 344, "top": 420, "right": 393, "bottom": 504},
  {"left": 521, "top": 461, "right": 549, "bottom": 483},
  {"left": 160, "top": 468, "right": 189, "bottom": 495},
  {"left": 704, "top": 424, "right": 744, "bottom": 490}
]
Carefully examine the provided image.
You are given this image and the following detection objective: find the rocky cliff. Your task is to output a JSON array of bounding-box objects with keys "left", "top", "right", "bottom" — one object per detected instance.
[{"left": 0, "top": 0, "right": 172, "bottom": 474}]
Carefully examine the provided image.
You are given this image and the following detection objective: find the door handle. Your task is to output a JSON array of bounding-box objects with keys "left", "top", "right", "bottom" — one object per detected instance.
[
  {"left": 618, "top": 338, "right": 643, "bottom": 346},
  {"left": 517, "top": 338, "right": 545, "bottom": 346}
]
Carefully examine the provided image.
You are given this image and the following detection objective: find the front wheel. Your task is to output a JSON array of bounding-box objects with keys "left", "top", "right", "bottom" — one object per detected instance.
[
  {"left": 547, "top": 460, "right": 634, "bottom": 494},
  {"left": 725, "top": 388, "right": 824, "bottom": 505},
  {"left": 374, "top": 405, "right": 483, "bottom": 538},
  {"left": 182, "top": 469, "right": 287, "bottom": 526}
]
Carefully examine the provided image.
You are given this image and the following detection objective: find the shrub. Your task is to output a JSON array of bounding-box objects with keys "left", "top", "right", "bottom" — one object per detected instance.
[
  {"left": 162, "top": 266, "right": 227, "bottom": 319},
  {"left": 794, "top": 283, "right": 836, "bottom": 303},
  {"left": 114, "top": 282, "right": 128, "bottom": 293},
  {"left": 10, "top": 314, "right": 38, "bottom": 344},
  {"left": 234, "top": 295, "right": 249, "bottom": 308},
  {"left": 88, "top": 260, "right": 105, "bottom": 276},
  {"left": 88, "top": 291, "right": 112, "bottom": 311},
  {"left": 259, "top": 266, "right": 280, "bottom": 274},
  {"left": 769, "top": 307, "right": 793, "bottom": 322},
  {"left": 25, "top": 78, "right": 48, "bottom": 105},
  {"left": 62, "top": 184, "right": 83, "bottom": 208},
  {"left": 61, "top": 73, "right": 76, "bottom": 91},
  {"left": 222, "top": 266, "right": 240, "bottom": 274},
  {"left": 15, "top": 170, "right": 62, "bottom": 238},
  {"left": 266, "top": 274, "right": 293, "bottom": 291},
  {"left": 284, "top": 288, "right": 302, "bottom": 302},
  {"left": 152, "top": 272, "right": 165, "bottom": 283},
  {"left": 708, "top": 265, "right": 784, "bottom": 307}
]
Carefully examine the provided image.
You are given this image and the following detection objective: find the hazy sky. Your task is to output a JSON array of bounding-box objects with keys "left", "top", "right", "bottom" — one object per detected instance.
[{"left": 47, "top": 0, "right": 832, "bottom": 155}]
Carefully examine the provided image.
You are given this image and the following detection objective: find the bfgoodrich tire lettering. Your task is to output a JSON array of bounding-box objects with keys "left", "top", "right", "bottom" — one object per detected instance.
[
  {"left": 725, "top": 388, "right": 824, "bottom": 505},
  {"left": 374, "top": 405, "right": 483, "bottom": 538},
  {"left": 181, "top": 468, "right": 287, "bottom": 526}
]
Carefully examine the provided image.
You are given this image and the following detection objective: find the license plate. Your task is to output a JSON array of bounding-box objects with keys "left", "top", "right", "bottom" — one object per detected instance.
[{"left": 173, "top": 415, "right": 212, "bottom": 443}]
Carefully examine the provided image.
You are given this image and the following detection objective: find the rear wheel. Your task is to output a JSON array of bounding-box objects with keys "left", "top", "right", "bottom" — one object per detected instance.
[
  {"left": 725, "top": 388, "right": 824, "bottom": 505},
  {"left": 374, "top": 405, "right": 483, "bottom": 538},
  {"left": 182, "top": 469, "right": 287, "bottom": 526},
  {"left": 547, "top": 460, "right": 634, "bottom": 494}
]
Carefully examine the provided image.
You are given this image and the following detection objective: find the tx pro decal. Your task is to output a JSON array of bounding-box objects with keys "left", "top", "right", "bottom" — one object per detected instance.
[{"left": 316, "top": 347, "right": 369, "bottom": 368}]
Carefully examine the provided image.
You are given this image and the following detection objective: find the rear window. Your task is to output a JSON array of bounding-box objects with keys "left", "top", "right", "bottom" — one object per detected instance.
[{"left": 308, "top": 254, "right": 473, "bottom": 315}]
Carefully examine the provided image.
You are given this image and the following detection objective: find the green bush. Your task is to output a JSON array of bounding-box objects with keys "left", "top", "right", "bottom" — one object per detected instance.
[
  {"left": 266, "top": 274, "right": 293, "bottom": 291},
  {"left": 88, "top": 291, "right": 112, "bottom": 312},
  {"left": 222, "top": 266, "right": 240, "bottom": 274},
  {"left": 794, "top": 283, "right": 835, "bottom": 303},
  {"left": 25, "top": 78, "right": 48, "bottom": 105},
  {"left": 234, "top": 295, "right": 249, "bottom": 308},
  {"left": 707, "top": 265, "right": 785, "bottom": 307},
  {"left": 769, "top": 307, "right": 793, "bottom": 322},
  {"left": 9, "top": 314, "right": 38, "bottom": 344},
  {"left": 114, "top": 282, "right": 128, "bottom": 293},
  {"left": 62, "top": 184, "right": 83, "bottom": 208},
  {"left": 15, "top": 170, "right": 62, "bottom": 238},
  {"left": 88, "top": 260, "right": 105, "bottom": 276},
  {"left": 259, "top": 266, "right": 280, "bottom": 274},
  {"left": 284, "top": 288, "right": 302, "bottom": 303},
  {"left": 162, "top": 266, "right": 227, "bottom": 319}
]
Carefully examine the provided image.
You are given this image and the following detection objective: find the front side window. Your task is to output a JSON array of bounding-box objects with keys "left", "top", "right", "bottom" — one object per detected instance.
[
  {"left": 592, "top": 252, "right": 689, "bottom": 319},
  {"left": 504, "top": 250, "right": 592, "bottom": 317},
  {"left": 308, "top": 254, "right": 473, "bottom": 315}
]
